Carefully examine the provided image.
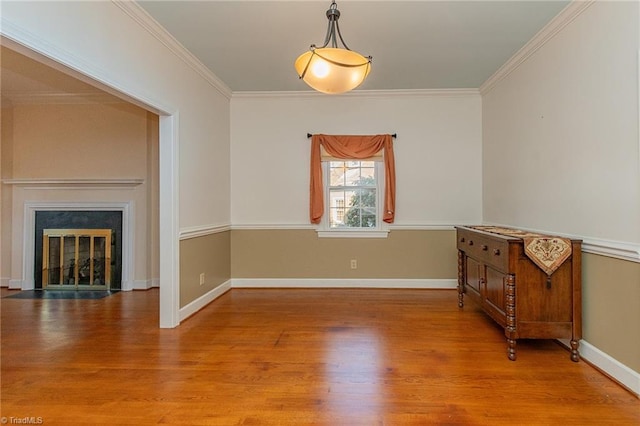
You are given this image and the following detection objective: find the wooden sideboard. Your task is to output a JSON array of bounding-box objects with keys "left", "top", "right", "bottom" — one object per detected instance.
[{"left": 456, "top": 226, "right": 582, "bottom": 361}]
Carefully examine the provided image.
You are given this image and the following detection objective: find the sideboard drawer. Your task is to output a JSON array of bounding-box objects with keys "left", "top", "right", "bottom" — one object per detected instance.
[{"left": 457, "top": 230, "right": 509, "bottom": 272}]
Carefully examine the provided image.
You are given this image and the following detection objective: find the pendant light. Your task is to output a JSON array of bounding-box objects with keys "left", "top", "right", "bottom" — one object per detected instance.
[{"left": 294, "top": 1, "right": 372, "bottom": 94}]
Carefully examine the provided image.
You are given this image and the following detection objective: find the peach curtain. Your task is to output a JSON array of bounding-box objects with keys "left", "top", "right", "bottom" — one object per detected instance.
[{"left": 310, "top": 134, "right": 396, "bottom": 224}]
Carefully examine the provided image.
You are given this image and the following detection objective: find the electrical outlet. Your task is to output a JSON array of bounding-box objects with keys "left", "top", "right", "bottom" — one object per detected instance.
[
  {"left": 350, "top": 259, "right": 357, "bottom": 269},
  {"left": 199, "top": 272, "right": 205, "bottom": 285}
]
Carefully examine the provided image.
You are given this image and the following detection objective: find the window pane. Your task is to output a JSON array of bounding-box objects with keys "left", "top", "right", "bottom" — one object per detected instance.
[
  {"left": 329, "top": 208, "right": 343, "bottom": 228},
  {"left": 362, "top": 207, "right": 377, "bottom": 227},
  {"left": 361, "top": 167, "right": 375, "bottom": 182},
  {"left": 329, "top": 189, "right": 346, "bottom": 228},
  {"left": 343, "top": 207, "right": 361, "bottom": 227},
  {"left": 348, "top": 189, "right": 375, "bottom": 208},
  {"left": 344, "top": 189, "right": 357, "bottom": 205},
  {"left": 344, "top": 166, "right": 362, "bottom": 186},
  {"left": 329, "top": 162, "right": 346, "bottom": 186},
  {"left": 329, "top": 189, "right": 346, "bottom": 207},
  {"left": 361, "top": 161, "right": 375, "bottom": 168}
]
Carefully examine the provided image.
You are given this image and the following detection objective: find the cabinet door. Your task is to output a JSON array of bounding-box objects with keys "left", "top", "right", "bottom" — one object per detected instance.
[
  {"left": 484, "top": 266, "right": 506, "bottom": 319},
  {"left": 465, "top": 256, "right": 482, "bottom": 294}
]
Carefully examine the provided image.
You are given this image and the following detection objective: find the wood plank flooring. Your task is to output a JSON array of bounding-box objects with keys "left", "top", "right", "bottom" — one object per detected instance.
[{"left": 1, "top": 288, "right": 638, "bottom": 425}]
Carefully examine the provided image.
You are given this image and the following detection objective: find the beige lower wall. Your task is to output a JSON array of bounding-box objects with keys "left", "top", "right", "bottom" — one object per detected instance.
[
  {"left": 179, "top": 231, "right": 231, "bottom": 308},
  {"left": 231, "top": 229, "right": 457, "bottom": 279},
  {"left": 582, "top": 253, "right": 640, "bottom": 372}
]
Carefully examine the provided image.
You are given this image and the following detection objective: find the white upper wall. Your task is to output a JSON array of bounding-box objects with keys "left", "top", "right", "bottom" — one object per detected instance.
[
  {"left": 1, "top": 1, "right": 231, "bottom": 230},
  {"left": 230, "top": 92, "right": 482, "bottom": 227},
  {"left": 482, "top": 1, "right": 640, "bottom": 244}
]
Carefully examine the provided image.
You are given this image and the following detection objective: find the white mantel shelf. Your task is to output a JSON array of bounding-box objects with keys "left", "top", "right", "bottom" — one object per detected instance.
[{"left": 2, "top": 178, "right": 144, "bottom": 188}]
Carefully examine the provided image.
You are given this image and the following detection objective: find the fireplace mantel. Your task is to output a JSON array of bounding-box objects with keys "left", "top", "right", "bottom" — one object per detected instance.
[{"left": 3, "top": 178, "right": 144, "bottom": 188}]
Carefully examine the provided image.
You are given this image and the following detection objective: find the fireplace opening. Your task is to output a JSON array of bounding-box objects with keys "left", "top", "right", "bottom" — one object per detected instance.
[
  {"left": 43, "top": 228, "right": 112, "bottom": 289},
  {"left": 35, "top": 211, "right": 122, "bottom": 290}
]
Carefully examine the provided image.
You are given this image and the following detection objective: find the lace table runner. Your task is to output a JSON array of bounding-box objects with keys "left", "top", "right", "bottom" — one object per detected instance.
[{"left": 470, "top": 226, "right": 572, "bottom": 276}]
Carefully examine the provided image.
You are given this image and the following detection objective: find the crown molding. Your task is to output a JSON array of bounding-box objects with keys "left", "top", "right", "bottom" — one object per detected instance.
[
  {"left": 112, "top": 0, "right": 232, "bottom": 100},
  {"left": 232, "top": 88, "right": 480, "bottom": 99},
  {"left": 479, "top": 0, "right": 595, "bottom": 95},
  {"left": 2, "top": 178, "right": 144, "bottom": 188},
  {"left": 2, "top": 91, "right": 124, "bottom": 105}
]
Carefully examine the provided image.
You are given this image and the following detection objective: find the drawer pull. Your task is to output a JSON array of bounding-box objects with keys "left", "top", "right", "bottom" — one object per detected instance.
[
  {"left": 468, "top": 240, "right": 473, "bottom": 246},
  {"left": 481, "top": 245, "right": 488, "bottom": 251},
  {"left": 460, "top": 237, "right": 465, "bottom": 243},
  {"left": 493, "top": 249, "right": 501, "bottom": 256}
]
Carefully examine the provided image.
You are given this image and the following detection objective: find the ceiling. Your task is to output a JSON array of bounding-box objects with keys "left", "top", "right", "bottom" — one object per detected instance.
[
  {"left": 1, "top": 1, "right": 570, "bottom": 98},
  {"left": 138, "top": 0, "right": 570, "bottom": 92}
]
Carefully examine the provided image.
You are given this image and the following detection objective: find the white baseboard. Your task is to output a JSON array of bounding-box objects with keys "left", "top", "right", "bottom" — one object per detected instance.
[
  {"left": 9, "top": 279, "right": 24, "bottom": 290},
  {"left": 179, "top": 280, "right": 232, "bottom": 322},
  {"left": 558, "top": 339, "right": 639, "bottom": 397},
  {"left": 0, "top": 277, "right": 10, "bottom": 287},
  {"left": 231, "top": 278, "right": 457, "bottom": 289},
  {"left": 131, "top": 279, "right": 159, "bottom": 290},
  {"left": 131, "top": 280, "right": 149, "bottom": 291}
]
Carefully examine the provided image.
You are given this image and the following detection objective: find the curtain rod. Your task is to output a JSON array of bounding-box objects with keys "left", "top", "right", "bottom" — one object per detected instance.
[{"left": 307, "top": 133, "right": 396, "bottom": 139}]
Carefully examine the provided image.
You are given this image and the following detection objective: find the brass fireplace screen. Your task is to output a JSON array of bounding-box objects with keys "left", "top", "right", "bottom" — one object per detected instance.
[{"left": 42, "top": 229, "right": 112, "bottom": 289}]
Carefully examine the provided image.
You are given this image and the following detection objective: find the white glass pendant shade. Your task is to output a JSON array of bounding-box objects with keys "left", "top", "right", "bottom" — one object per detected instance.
[{"left": 295, "top": 48, "right": 371, "bottom": 94}]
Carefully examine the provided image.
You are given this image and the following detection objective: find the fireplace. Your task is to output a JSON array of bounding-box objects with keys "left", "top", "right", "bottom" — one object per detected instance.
[
  {"left": 43, "top": 228, "right": 113, "bottom": 289},
  {"left": 34, "top": 211, "right": 122, "bottom": 290}
]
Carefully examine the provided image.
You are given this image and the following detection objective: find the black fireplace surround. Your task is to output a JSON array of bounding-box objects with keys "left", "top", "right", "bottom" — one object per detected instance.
[{"left": 34, "top": 211, "right": 123, "bottom": 290}]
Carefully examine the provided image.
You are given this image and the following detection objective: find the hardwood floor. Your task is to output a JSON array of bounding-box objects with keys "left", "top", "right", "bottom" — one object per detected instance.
[{"left": 1, "top": 288, "right": 638, "bottom": 425}]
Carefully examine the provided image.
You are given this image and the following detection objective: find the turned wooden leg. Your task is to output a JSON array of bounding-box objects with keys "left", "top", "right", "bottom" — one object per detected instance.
[
  {"left": 457, "top": 250, "right": 464, "bottom": 308},
  {"left": 570, "top": 339, "right": 580, "bottom": 362},
  {"left": 505, "top": 274, "right": 517, "bottom": 361},
  {"left": 507, "top": 338, "right": 517, "bottom": 361}
]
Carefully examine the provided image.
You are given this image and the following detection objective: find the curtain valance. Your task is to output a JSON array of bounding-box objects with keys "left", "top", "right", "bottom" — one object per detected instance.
[{"left": 310, "top": 134, "right": 396, "bottom": 224}]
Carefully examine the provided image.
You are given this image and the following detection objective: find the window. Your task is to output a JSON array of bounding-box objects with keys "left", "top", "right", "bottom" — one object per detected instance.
[
  {"left": 319, "top": 159, "right": 388, "bottom": 238},
  {"left": 328, "top": 160, "right": 377, "bottom": 228},
  {"left": 309, "top": 134, "right": 395, "bottom": 237}
]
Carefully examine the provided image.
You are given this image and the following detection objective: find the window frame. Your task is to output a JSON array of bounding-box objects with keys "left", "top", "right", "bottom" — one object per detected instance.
[{"left": 317, "top": 159, "right": 389, "bottom": 238}]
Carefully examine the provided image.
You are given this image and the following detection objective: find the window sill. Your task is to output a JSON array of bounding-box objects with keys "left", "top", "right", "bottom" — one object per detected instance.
[{"left": 316, "top": 229, "right": 389, "bottom": 238}]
